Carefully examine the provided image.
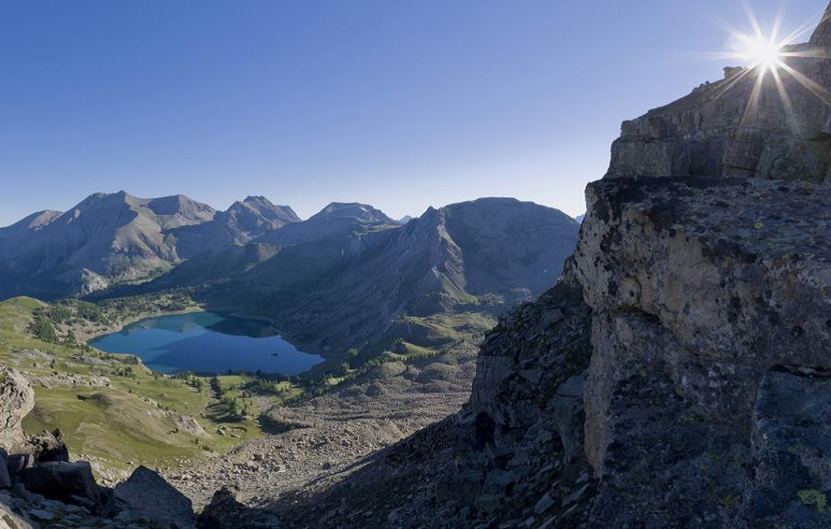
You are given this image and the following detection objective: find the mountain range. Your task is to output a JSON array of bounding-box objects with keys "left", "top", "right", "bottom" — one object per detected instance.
[
  {"left": 0, "top": 193, "right": 580, "bottom": 355},
  {"left": 198, "top": 197, "right": 580, "bottom": 354}
]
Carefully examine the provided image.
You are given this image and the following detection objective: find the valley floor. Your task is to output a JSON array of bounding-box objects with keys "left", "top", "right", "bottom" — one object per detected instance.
[{"left": 163, "top": 341, "right": 479, "bottom": 509}]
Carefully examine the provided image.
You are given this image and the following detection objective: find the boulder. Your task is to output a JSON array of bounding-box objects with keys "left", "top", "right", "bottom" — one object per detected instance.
[
  {"left": 28, "top": 429, "right": 69, "bottom": 463},
  {"left": 104, "top": 466, "right": 194, "bottom": 529},
  {"left": 5, "top": 455, "right": 34, "bottom": 484},
  {"left": 18, "top": 461, "right": 101, "bottom": 505},
  {"left": 197, "top": 487, "right": 280, "bottom": 528},
  {"left": 0, "top": 368, "right": 34, "bottom": 452}
]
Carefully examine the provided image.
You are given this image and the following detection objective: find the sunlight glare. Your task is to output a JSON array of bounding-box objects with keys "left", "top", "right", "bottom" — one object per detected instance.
[{"left": 740, "top": 36, "right": 783, "bottom": 70}]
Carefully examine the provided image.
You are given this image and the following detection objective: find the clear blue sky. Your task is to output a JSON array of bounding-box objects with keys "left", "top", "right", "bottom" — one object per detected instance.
[{"left": 0, "top": 0, "right": 827, "bottom": 226}]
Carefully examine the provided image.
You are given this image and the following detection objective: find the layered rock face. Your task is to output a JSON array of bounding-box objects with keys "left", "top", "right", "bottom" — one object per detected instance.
[{"left": 572, "top": 176, "right": 831, "bottom": 527}]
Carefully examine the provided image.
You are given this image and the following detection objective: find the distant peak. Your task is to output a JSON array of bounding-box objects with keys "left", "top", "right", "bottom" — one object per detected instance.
[
  {"left": 243, "top": 195, "right": 271, "bottom": 204},
  {"left": 78, "top": 190, "right": 131, "bottom": 206},
  {"left": 313, "top": 202, "right": 393, "bottom": 224},
  {"left": 472, "top": 197, "right": 520, "bottom": 204}
]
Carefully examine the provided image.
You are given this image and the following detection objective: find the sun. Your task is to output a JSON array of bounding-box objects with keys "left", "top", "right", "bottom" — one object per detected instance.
[
  {"left": 741, "top": 36, "right": 784, "bottom": 71},
  {"left": 695, "top": 3, "right": 831, "bottom": 133}
]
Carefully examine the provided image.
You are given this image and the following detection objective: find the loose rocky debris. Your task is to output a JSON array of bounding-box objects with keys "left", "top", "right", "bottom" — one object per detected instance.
[
  {"left": 164, "top": 342, "right": 480, "bottom": 510},
  {"left": 271, "top": 279, "right": 597, "bottom": 528},
  {"left": 29, "top": 374, "right": 111, "bottom": 390}
]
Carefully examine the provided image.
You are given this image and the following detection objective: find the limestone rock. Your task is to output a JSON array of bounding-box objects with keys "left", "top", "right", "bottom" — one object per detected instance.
[
  {"left": 551, "top": 374, "right": 585, "bottom": 464},
  {"left": 0, "top": 452, "right": 10, "bottom": 490},
  {"left": 0, "top": 368, "right": 34, "bottom": 452},
  {"left": 571, "top": 175, "right": 831, "bottom": 527},
  {"left": 27, "top": 429, "right": 69, "bottom": 463},
  {"left": 738, "top": 370, "right": 831, "bottom": 528},
  {"left": 810, "top": 3, "right": 831, "bottom": 47},
  {"left": 0, "top": 501, "right": 34, "bottom": 529},
  {"left": 606, "top": 8, "right": 831, "bottom": 186}
]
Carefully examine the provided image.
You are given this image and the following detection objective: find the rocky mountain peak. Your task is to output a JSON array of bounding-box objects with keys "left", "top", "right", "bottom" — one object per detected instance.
[
  {"left": 233, "top": 196, "right": 299, "bottom": 223},
  {"left": 314, "top": 202, "right": 394, "bottom": 224},
  {"left": 0, "top": 210, "right": 62, "bottom": 235}
]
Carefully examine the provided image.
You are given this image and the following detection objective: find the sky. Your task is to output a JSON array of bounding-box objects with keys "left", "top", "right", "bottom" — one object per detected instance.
[{"left": 1, "top": 0, "right": 828, "bottom": 226}]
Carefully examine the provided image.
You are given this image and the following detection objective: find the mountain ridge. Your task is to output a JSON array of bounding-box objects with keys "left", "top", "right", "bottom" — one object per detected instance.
[{"left": 0, "top": 192, "right": 298, "bottom": 300}]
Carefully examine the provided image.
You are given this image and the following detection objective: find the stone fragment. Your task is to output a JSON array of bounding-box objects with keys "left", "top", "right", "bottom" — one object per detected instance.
[
  {"left": 104, "top": 466, "right": 193, "bottom": 529},
  {"left": 534, "top": 492, "right": 554, "bottom": 515},
  {"left": 28, "top": 430, "right": 69, "bottom": 463},
  {"left": 197, "top": 486, "right": 280, "bottom": 528},
  {"left": 0, "top": 452, "right": 10, "bottom": 490},
  {"left": 18, "top": 462, "right": 101, "bottom": 505}
]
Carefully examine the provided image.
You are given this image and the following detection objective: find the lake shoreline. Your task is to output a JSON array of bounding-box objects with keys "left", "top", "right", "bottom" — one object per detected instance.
[{"left": 77, "top": 305, "right": 205, "bottom": 344}]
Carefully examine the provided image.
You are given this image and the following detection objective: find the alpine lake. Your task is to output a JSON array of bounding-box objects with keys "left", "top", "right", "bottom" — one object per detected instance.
[{"left": 89, "top": 311, "right": 323, "bottom": 375}]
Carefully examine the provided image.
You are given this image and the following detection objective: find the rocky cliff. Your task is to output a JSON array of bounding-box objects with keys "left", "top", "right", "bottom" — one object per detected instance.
[
  {"left": 269, "top": 6, "right": 831, "bottom": 528},
  {"left": 607, "top": 6, "right": 831, "bottom": 184}
]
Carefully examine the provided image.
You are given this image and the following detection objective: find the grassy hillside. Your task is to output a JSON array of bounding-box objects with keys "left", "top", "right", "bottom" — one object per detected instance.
[{"left": 0, "top": 297, "right": 264, "bottom": 481}]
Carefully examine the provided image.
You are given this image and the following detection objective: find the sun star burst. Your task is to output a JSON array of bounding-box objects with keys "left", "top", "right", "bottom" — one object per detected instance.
[{"left": 699, "top": 2, "right": 831, "bottom": 133}]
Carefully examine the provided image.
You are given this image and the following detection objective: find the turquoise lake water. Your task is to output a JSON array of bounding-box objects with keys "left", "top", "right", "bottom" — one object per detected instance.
[{"left": 89, "top": 312, "right": 323, "bottom": 375}]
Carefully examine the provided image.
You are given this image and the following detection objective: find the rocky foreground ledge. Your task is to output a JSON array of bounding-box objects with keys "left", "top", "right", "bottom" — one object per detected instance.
[{"left": 0, "top": 365, "right": 201, "bottom": 529}]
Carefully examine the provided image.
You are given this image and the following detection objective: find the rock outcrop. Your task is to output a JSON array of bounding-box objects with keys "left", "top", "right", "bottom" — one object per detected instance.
[
  {"left": 606, "top": 10, "right": 831, "bottom": 185},
  {"left": 197, "top": 487, "right": 280, "bottom": 528},
  {"left": 567, "top": 175, "right": 831, "bottom": 526},
  {"left": 0, "top": 368, "right": 34, "bottom": 452},
  {"left": 104, "top": 466, "right": 195, "bottom": 528}
]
